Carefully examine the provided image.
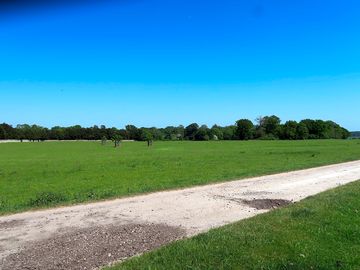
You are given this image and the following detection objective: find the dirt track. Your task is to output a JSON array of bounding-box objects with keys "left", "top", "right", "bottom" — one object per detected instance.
[{"left": 1, "top": 160, "right": 360, "bottom": 270}]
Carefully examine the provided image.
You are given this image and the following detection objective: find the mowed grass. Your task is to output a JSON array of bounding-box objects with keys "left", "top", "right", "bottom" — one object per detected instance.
[
  {"left": 110, "top": 180, "right": 360, "bottom": 270},
  {"left": 0, "top": 140, "right": 360, "bottom": 214}
]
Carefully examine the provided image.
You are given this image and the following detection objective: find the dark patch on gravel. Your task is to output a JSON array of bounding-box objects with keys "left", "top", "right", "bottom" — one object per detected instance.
[
  {"left": 243, "top": 199, "right": 292, "bottom": 210},
  {"left": 2, "top": 223, "right": 185, "bottom": 270},
  {"left": 0, "top": 219, "right": 25, "bottom": 230}
]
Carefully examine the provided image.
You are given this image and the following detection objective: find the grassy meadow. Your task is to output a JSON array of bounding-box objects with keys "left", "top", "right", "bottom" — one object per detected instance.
[
  {"left": 111, "top": 180, "right": 360, "bottom": 270},
  {"left": 0, "top": 140, "right": 360, "bottom": 214}
]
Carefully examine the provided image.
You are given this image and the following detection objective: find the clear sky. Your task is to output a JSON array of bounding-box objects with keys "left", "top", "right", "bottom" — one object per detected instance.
[{"left": 0, "top": 0, "right": 359, "bottom": 130}]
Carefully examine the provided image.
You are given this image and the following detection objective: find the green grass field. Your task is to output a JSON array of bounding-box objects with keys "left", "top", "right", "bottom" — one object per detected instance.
[
  {"left": 109, "top": 180, "right": 360, "bottom": 270},
  {"left": 1, "top": 140, "right": 360, "bottom": 214}
]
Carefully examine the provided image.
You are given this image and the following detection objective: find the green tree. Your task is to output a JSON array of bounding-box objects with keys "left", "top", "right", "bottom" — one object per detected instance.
[
  {"left": 185, "top": 123, "right": 199, "bottom": 140},
  {"left": 125, "top": 125, "right": 141, "bottom": 140},
  {"left": 222, "top": 125, "right": 236, "bottom": 140},
  {"left": 262, "top": 115, "right": 281, "bottom": 138},
  {"left": 235, "top": 119, "right": 254, "bottom": 140},
  {"left": 0, "top": 126, "right": 6, "bottom": 139},
  {"left": 112, "top": 134, "right": 122, "bottom": 148},
  {"left": 144, "top": 131, "right": 154, "bottom": 146},
  {"left": 0, "top": 123, "right": 16, "bottom": 139},
  {"left": 341, "top": 128, "right": 350, "bottom": 139},
  {"left": 296, "top": 123, "right": 309, "bottom": 140},
  {"left": 50, "top": 126, "right": 66, "bottom": 140},
  {"left": 195, "top": 125, "right": 210, "bottom": 141},
  {"left": 211, "top": 125, "right": 223, "bottom": 140},
  {"left": 282, "top": 121, "right": 298, "bottom": 140}
]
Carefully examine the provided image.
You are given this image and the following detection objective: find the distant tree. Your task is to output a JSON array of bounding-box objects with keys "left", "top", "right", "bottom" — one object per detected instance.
[
  {"left": 29, "top": 125, "right": 48, "bottom": 142},
  {"left": 112, "top": 134, "right": 122, "bottom": 148},
  {"left": 341, "top": 128, "right": 351, "bottom": 139},
  {"left": 1, "top": 123, "right": 16, "bottom": 139},
  {"left": 195, "top": 125, "right": 210, "bottom": 141},
  {"left": 166, "top": 126, "right": 179, "bottom": 140},
  {"left": 164, "top": 126, "right": 184, "bottom": 141},
  {"left": 52, "top": 126, "right": 66, "bottom": 140},
  {"left": 0, "top": 117, "right": 349, "bottom": 142},
  {"left": 139, "top": 129, "right": 155, "bottom": 145},
  {"left": 235, "top": 119, "right": 254, "bottom": 140},
  {"left": 253, "top": 117, "right": 264, "bottom": 139},
  {"left": 262, "top": 115, "right": 281, "bottom": 138},
  {"left": 16, "top": 124, "right": 32, "bottom": 141},
  {"left": 300, "top": 119, "right": 326, "bottom": 139},
  {"left": 144, "top": 131, "right": 154, "bottom": 146},
  {"left": 0, "top": 125, "right": 6, "bottom": 139},
  {"left": 222, "top": 125, "right": 236, "bottom": 140},
  {"left": 174, "top": 125, "right": 185, "bottom": 140},
  {"left": 296, "top": 123, "right": 309, "bottom": 140},
  {"left": 324, "top": 121, "right": 350, "bottom": 139},
  {"left": 255, "top": 116, "right": 265, "bottom": 127},
  {"left": 185, "top": 123, "right": 199, "bottom": 140},
  {"left": 281, "top": 121, "right": 298, "bottom": 140},
  {"left": 148, "top": 127, "right": 163, "bottom": 140},
  {"left": 254, "top": 126, "right": 266, "bottom": 139},
  {"left": 125, "top": 125, "right": 141, "bottom": 140},
  {"left": 211, "top": 125, "right": 223, "bottom": 140}
]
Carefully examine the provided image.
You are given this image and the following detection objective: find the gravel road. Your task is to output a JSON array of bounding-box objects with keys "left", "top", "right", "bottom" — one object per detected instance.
[{"left": 1, "top": 160, "right": 360, "bottom": 270}]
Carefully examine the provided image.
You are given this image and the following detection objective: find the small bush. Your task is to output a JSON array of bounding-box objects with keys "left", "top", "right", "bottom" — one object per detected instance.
[{"left": 28, "top": 192, "right": 67, "bottom": 207}]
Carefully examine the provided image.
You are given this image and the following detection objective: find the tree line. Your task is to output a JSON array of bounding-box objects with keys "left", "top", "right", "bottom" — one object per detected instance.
[{"left": 0, "top": 116, "right": 350, "bottom": 142}]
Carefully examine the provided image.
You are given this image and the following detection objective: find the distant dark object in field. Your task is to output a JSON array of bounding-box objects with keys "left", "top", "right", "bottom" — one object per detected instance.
[
  {"left": 101, "top": 136, "right": 107, "bottom": 145},
  {"left": 243, "top": 199, "right": 292, "bottom": 210}
]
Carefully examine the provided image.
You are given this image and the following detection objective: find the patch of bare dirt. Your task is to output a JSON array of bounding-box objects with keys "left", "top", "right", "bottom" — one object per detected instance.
[
  {"left": 1, "top": 223, "right": 185, "bottom": 270},
  {"left": 0, "top": 219, "right": 25, "bottom": 230},
  {"left": 242, "top": 199, "right": 292, "bottom": 210}
]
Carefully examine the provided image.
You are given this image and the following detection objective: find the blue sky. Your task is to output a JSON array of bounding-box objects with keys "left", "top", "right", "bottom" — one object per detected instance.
[{"left": 0, "top": 0, "right": 359, "bottom": 130}]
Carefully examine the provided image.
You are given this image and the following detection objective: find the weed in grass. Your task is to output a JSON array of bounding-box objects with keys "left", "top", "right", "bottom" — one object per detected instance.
[
  {"left": 99, "top": 189, "right": 117, "bottom": 199},
  {"left": 27, "top": 192, "right": 67, "bottom": 207},
  {"left": 74, "top": 190, "right": 98, "bottom": 202},
  {"left": 73, "top": 189, "right": 117, "bottom": 203}
]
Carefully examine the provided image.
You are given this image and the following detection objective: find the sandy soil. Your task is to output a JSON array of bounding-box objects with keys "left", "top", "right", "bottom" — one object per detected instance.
[{"left": 1, "top": 160, "right": 360, "bottom": 269}]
